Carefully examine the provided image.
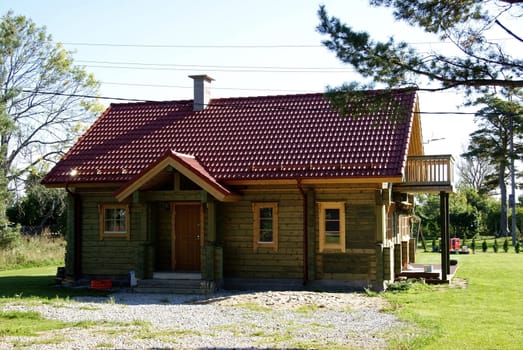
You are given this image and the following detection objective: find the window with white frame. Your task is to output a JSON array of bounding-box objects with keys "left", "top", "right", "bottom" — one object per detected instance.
[
  {"left": 100, "top": 204, "right": 130, "bottom": 239},
  {"left": 252, "top": 202, "right": 278, "bottom": 251},
  {"left": 318, "top": 202, "right": 346, "bottom": 252}
]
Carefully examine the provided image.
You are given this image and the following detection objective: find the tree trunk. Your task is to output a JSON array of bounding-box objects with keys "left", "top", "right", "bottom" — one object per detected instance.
[{"left": 498, "top": 165, "right": 508, "bottom": 237}]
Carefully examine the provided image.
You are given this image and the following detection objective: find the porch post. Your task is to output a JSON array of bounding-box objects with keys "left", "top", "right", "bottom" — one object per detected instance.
[
  {"left": 306, "top": 189, "right": 316, "bottom": 282},
  {"left": 374, "top": 189, "right": 387, "bottom": 289},
  {"left": 440, "top": 191, "right": 450, "bottom": 282}
]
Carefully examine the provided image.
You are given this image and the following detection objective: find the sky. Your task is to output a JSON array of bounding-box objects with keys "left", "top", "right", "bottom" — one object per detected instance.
[{"left": 1, "top": 0, "right": 494, "bottom": 159}]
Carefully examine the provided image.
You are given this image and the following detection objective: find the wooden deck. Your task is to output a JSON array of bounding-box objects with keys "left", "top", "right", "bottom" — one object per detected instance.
[
  {"left": 398, "top": 263, "right": 458, "bottom": 284},
  {"left": 396, "top": 155, "right": 455, "bottom": 193}
]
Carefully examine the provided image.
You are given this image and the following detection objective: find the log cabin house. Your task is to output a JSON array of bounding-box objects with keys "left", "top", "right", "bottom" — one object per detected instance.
[{"left": 43, "top": 75, "right": 454, "bottom": 292}]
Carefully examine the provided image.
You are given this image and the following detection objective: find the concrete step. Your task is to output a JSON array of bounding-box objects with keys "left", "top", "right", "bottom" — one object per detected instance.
[{"left": 135, "top": 278, "right": 215, "bottom": 294}]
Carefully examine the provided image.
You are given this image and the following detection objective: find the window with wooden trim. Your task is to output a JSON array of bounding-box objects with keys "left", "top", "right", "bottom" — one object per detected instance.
[
  {"left": 252, "top": 202, "right": 278, "bottom": 251},
  {"left": 100, "top": 204, "right": 130, "bottom": 239},
  {"left": 398, "top": 214, "right": 410, "bottom": 238},
  {"left": 318, "top": 202, "right": 346, "bottom": 252}
]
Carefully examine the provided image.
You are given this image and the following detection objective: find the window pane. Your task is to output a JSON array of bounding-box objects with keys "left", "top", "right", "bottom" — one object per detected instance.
[
  {"left": 324, "top": 208, "right": 340, "bottom": 244},
  {"left": 325, "top": 220, "right": 340, "bottom": 232},
  {"left": 105, "top": 208, "right": 126, "bottom": 233},
  {"left": 260, "top": 207, "right": 273, "bottom": 219},
  {"left": 325, "top": 232, "right": 340, "bottom": 244},
  {"left": 260, "top": 229, "right": 273, "bottom": 242},
  {"left": 259, "top": 216, "right": 273, "bottom": 242},
  {"left": 325, "top": 209, "right": 339, "bottom": 220},
  {"left": 260, "top": 219, "right": 273, "bottom": 231}
]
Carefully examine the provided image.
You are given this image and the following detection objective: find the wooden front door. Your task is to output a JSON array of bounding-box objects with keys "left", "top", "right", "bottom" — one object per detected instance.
[{"left": 172, "top": 203, "right": 202, "bottom": 271}]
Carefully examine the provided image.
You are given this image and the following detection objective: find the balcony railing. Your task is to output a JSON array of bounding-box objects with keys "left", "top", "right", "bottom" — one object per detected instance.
[{"left": 398, "top": 155, "right": 455, "bottom": 193}]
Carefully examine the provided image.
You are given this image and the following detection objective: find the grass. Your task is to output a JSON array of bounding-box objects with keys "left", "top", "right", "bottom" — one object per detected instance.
[
  {"left": 233, "top": 302, "right": 272, "bottom": 312},
  {"left": 0, "top": 266, "right": 108, "bottom": 300},
  {"left": 385, "top": 250, "right": 523, "bottom": 349},
  {"left": 0, "top": 310, "right": 66, "bottom": 336},
  {"left": 0, "top": 235, "right": 65, "bottom": 270},
  {"left": 293, "top": 304, "right": 320, "bottom": 313}
]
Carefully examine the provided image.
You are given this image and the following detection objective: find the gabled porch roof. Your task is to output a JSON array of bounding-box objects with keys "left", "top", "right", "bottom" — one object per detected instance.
[{"left": 114, "top": 149, "right": 239, "bottom": 202}]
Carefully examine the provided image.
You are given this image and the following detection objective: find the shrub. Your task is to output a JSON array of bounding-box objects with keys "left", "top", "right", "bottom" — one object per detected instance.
[
  {"left": 0, "top": 226, "right": 21, "bottom": 248},
  {"left": 493, "top": 239, "right": 499, "bottom": 253},
  {"left": 482, "top": 240, "right": 488, "bottom": 252},
  {"left": 503, "top": 238, "right": 509, "bottom": 253},
  {"left": 387, "top": 279, "right": 414, "bottom": 293},
  {"left": 516, "top": 241, "right": 520, "bottom": 254}
]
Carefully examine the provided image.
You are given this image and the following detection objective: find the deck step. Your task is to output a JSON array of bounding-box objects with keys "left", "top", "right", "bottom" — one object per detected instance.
[{"left": 134, "top": 278, "right": 215, "bottom": 294}]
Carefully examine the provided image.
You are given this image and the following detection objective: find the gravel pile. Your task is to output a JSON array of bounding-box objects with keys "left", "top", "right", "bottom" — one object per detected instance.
[{"left": 1, "top": 291, "right": 408, "bottom": 349}]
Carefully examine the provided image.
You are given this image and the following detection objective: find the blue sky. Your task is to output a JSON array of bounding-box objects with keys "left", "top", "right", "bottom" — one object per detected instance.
[{"left": 2, "top": 0, "right": 481, "bottom": 157}]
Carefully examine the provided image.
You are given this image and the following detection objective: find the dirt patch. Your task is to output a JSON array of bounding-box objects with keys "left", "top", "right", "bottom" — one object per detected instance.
[{"left": 195, "top": 290, "right": 390, "bottom": 311}]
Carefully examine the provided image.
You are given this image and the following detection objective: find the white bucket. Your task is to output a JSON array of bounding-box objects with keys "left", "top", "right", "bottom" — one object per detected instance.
[{"left": 129, "top": 270, "right": 137, "bottom": 287}]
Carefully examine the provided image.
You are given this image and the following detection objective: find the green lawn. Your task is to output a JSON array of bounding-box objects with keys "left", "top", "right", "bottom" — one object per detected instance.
[
  {"left": 386, "top": 251, "right": 523, "bottom": 349},
  {"left": 0, "top": 266, "right": 107, "bottom": 300}
]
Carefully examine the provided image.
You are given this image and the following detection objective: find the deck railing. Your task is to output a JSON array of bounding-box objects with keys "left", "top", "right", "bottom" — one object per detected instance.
[{"left": 402, "top": 155, "right": 455, "bottom": 191}]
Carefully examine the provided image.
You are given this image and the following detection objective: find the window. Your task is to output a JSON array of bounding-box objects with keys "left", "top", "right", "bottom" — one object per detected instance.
[
  {"left": 100, "top": 204, "right": 130, "bottom": 239},
  {"left": 398, "top": 214, "right": 410, "bottom": 240},
  {"left": 318, "top": 202, "right": 346, "bottom": 252},
  {"left": 252, "top": 202, "right": 278, "bottom": 251}
]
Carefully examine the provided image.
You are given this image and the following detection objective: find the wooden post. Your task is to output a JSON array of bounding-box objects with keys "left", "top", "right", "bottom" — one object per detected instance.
[
  {"left": 375, "top": 189, "right": 387, "bottom": 288},
  {"left": 440, "top": 191, "right": 450, "bottom": 281},
  {"left": 203, "top": 201, "right": 216, "bottom": 281},
  {"left": 65, "top": 193, "right": 76, "bottom": 278},
  {"left": 306, "top": 189, "right": 316, "bottom": 282}
]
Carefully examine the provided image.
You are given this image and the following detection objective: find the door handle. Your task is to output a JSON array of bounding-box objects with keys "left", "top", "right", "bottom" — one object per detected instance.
[{"left": 196, "top": 234, "right": 200, "bottom": 240}]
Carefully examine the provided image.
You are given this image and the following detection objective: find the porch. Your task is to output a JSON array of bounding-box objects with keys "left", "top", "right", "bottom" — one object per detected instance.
[
  {"left": 398, "top": 263, "right": 458, "bottom": 284},
  {"left": 395, "top": 155, "right": 456, "bottom": 283},
  {"left": 134, "top": 272, "right": 216, "bottom": 294},
  {"left": 395, "top": 155, "right": 455, "bottom": 193}
]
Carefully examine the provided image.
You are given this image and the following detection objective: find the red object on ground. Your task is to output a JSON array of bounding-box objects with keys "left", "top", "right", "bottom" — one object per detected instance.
[
  {"left": 450, "top": 238, "right": 460, "bottom": 251},
  {"left": 90, "top": 279, "right": 112, "bottom": 290}
]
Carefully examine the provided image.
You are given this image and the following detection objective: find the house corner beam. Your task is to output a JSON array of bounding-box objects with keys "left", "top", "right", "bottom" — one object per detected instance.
[{"left": 374, "top": 189, "right": 387, "bottom": 289}]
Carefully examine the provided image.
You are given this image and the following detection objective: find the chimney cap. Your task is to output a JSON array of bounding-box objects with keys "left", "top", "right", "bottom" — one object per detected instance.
[{"left": 189, "top": 74, "right": 215, "bottom": 82}]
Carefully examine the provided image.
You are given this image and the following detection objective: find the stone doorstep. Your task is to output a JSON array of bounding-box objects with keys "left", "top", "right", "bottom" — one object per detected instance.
[{"left": 152, "top": 272, "right": 202, "bottom": 280}]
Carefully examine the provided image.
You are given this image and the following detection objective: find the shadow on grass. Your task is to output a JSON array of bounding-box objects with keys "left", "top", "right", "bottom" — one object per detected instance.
[{"left": 0, "top": 274, "right": 108, "bottom": 300}]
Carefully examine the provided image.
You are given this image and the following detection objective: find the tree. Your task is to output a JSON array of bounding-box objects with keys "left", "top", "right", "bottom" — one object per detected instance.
[
  {"left": 457, "top": 155, "right": 495, "bottom": 193},
  {"left": 7, "top": 171, "right": 66, "bottom": 234},
  {"left": 462, "top": 92, "right": 523, "bottom": 237},
  {"left": 0, "top": 11, "right": 100, "bottom": 196},
  {"left": 317, "top": 1, "right": 522, "bottom": 92}
]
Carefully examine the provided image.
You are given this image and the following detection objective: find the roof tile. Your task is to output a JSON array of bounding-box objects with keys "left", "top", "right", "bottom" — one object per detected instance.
[{"left": 43, "top": 90, "right": 417, "bottom": 185}]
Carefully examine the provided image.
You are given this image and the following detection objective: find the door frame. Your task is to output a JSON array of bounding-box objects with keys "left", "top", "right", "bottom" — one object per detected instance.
[{"left": 170, "top": 202, "right": 204, "bottom": 271}]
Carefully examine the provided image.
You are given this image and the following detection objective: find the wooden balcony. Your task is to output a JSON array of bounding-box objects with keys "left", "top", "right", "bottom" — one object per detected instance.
[{"left": 395, "top": 155, "right": 455, "bottom": 193}]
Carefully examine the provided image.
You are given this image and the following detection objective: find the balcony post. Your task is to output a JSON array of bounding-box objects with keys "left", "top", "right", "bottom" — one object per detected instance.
[{"left": 440, "top": 191, "right": 450, "bottom": 282}]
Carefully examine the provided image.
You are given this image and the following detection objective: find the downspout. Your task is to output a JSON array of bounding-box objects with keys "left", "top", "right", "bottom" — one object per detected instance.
[
  {"left": 65, "top": 185, "right": 82, "bottom": 280},
  {"left": 297, "top": 179, "right": 308, "bottom": 285}
]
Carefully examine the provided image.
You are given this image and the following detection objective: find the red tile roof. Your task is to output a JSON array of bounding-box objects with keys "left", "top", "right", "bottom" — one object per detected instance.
[{"left": 43, "top": 89, "right": 418, "bottom": 186}]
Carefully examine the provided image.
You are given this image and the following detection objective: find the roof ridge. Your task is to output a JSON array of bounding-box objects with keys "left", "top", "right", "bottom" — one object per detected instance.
[{"left": 105, "top": 88, "right": 418, "bottom": 108}]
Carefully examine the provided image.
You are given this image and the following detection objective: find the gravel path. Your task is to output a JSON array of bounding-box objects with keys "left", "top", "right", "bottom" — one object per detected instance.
[{"left": 1, "top": 291, "right": 409, "bottom": 349}]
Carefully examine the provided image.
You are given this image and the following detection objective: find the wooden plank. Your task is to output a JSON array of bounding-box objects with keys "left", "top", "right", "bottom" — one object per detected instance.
[{"left": 140, "top": 190, "right": 206, "bottom": 202}]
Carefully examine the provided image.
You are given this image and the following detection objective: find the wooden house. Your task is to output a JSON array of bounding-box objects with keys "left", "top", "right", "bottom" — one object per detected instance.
[{"left": 43, "top": 75, "right": 454, "bottom": 292}]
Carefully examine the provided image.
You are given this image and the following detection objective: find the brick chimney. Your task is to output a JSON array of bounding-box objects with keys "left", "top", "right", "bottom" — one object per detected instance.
[{"left": 189, "top": 75, "right": 214, "bottom": 111}]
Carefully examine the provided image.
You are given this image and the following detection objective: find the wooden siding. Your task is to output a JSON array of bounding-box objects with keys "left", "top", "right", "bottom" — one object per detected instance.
[
  {"left": 73, "top": 181, "right": 395, "bottom": 287},
  {"left": 155, "top": 202, "right": 173, "bottom": 271},
  {"left": 222, "top": 185, "right": 383, "bottom": 283},
  {"left": 81, "top": 192, "right": 143, "bottom": 275},
  {"left": 222, "top": 191, "right": 304, "bottom": 279},
  {"left": 315, "top": 188, "right": 378, "bottom": 281}
]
